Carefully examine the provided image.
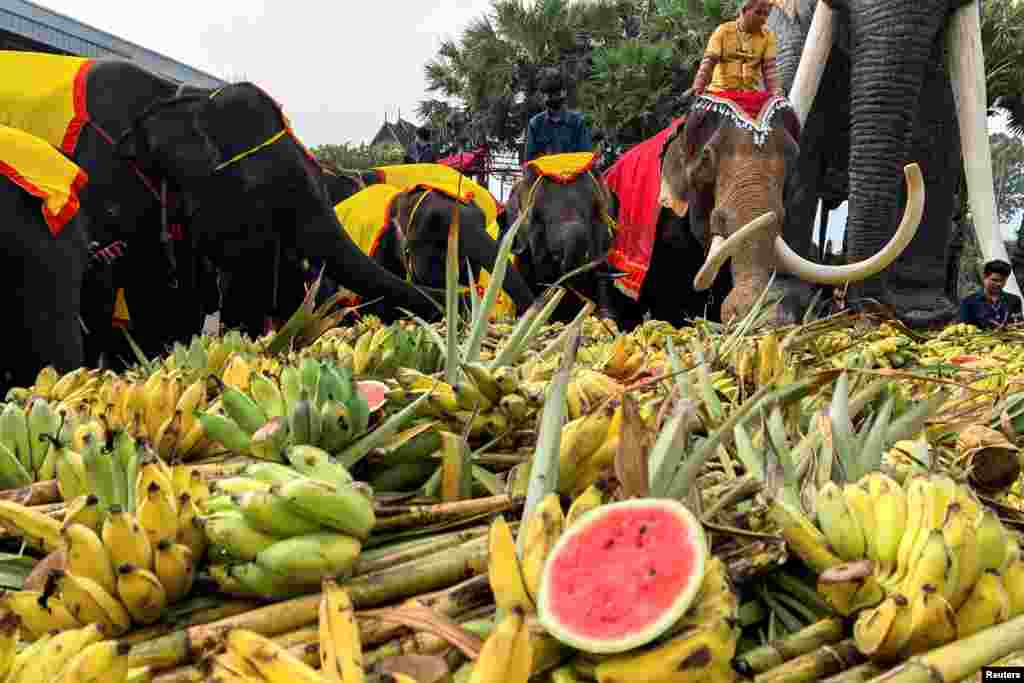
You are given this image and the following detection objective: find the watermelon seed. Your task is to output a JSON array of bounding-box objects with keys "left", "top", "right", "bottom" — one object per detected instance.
[
  {"left": 639, "top": 524, "right": 648, "bottom": 534},
  {"left": 604, "top": 539, "right": 615, "bottom": 548},
  {"left": 649, "top": 568, "right": 656, "bottom": 576}
]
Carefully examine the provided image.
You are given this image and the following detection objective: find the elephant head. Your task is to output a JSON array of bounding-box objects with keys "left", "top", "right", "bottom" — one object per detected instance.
[
  {"left": 787, "top": 0, "right": 1018, "bottom": 296},
  {"left": 386, "top": 188, "right": 536, "bottom": 313},
  {"left": 659, "top": 101, "right": 924, "bottom": 323},
  {"left": 506, "top": 165, "right": 615, "bottom": 287},
  {"left": 116, "top": 83, "right": 440, "bottom": 322},
  {"left": 322, "top": 166, "right": 381, "bottom": 205}
]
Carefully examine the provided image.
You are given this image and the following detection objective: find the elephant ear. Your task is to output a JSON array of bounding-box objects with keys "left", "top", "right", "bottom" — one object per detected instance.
[
  {"left": 119, "top": 96, "right": 222, "bottom": 182},
  {"left": 506, "top": 174, "right": 534, "bottom": 257}
]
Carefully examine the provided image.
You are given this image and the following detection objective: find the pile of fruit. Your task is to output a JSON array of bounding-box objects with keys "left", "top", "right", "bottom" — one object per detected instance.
[{"left": 4, "top": 270, "right": 1024, "bottom": 683}]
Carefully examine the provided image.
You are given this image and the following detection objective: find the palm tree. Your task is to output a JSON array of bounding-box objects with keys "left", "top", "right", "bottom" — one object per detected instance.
[{"left": 983, "top": 0, "right": 1024, "bottom": 134}]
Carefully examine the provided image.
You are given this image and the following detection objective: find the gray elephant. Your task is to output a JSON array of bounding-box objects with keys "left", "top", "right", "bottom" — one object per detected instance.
[
  {"left": 767, "top": 0, "right": 1012, "bottom": 326},
  {"left": 116, "top": 82, "right": 445, "bottom": 329}
]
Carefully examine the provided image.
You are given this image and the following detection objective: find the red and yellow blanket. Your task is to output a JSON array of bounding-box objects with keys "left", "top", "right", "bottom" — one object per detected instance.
[
  {"left": 525, "top": 152, "right": 596, "bottom": 184},
  {"left": 0, "top": 52, "right": 93, "bottom": 156},
  {"left": 0, "top": 125, "right": 89, "bottom": 236},
  {"left": 603, "top": 119, "right": 685, "bottom": 301}
]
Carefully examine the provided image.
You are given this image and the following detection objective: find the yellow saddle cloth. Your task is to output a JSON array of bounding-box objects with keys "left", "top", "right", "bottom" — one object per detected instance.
[
  {"left": 333, "top": 181, "right": 516, "bottom": 320},
  {"left": 0, "top": 52, "right": 93, "bottom": 155},
  {"left": 374, "top": 163, "right": 499, "bottom": 228},
  {"left": 525, "top": 152, "right": 596, "bottom": 184},
  {"left": 0, "top": 125, "right": 89, "bottom": 236}
]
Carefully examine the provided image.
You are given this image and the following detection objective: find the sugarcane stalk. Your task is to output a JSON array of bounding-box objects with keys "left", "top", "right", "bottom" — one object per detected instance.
[
  {"left": 151, "top": 626, "right": 322, "bottom": 682},
  {"left": 352, "top": 524, "right": 490, "bottom": 575},
  {"left": 121, "top": 600, "right": 261, "bottom": 644},
  {"left": 734, "top": 617, "right": 848, "bottom": 675},
  {"left": 0, "top": 479, "right": 60, "bottom": 505},
  {"left": 472, "top": 452, "right": 528, "bottom": 467},
  {"left": 373, "top": 494, "right": 518, "bottom": 532},
  {"left": 129, "top": 545, "right": 489, "bottom": 671},
  {"left": 820, "top": 662, "right": 885, "bottom": 682},
  {"left": 867, "top": 613, "right": 1024, "bottom": 682},
  {"left": 364, "top": 615, "right": 495, "bottom": 667},
  {"left": 753, "top": 639, "right": 865, "bottom": 683}
]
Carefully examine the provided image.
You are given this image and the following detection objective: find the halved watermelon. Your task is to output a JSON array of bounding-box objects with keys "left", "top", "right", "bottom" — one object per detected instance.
[
  {"left": 537, "top": 498, "right": 707, "bottom": 654},
  {"left": 357, "top": 380, "right": 389, "bottom": 413}
]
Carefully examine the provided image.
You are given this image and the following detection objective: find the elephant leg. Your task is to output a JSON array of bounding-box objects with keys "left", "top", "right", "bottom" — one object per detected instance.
[{"left": 875, "top": 58, "right": 959, "bottom": 327}]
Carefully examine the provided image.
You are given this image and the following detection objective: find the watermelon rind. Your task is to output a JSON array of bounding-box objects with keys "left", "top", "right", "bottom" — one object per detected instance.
[
  {"left": 536, "top": 498, "right": 708, "bottom": 654},
  {"left": 357, "top": 380, "right": 389, "bottom": 412}
]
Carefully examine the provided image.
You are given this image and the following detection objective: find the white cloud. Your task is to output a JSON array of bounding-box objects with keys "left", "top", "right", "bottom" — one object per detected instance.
[{"left": 34, "top": 0, "right": 492, "bottom": 147}]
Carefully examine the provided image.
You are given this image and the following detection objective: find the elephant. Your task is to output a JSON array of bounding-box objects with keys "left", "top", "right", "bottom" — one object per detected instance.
[
  {"left": 502, "top": 156, "right": 617, "bottom": 320},
  {"left": 766, "top": 0, "right": 1010, "bottom": 326},
  {"left": 0, "top": 136, "right": 90, "bottom": 394},
  {"left": 657, "top": 91, "right": 924, "bottom": 323},
  {"left": 113, "top": 82, "right": 444, "bottom": 333},
  {"left": 329, "top": 178, "right": 536, "bottom": 316}
]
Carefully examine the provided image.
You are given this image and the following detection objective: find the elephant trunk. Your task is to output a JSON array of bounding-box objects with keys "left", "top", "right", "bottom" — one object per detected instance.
[
  {"left": 841, "top": 1, "right": 942, "bottom": 288},
  {"left": 301, "top": 206, "right": 440, "bottom": 322},
  {"left": 457, "top": 219, "right": 537, "bottom": 312}
]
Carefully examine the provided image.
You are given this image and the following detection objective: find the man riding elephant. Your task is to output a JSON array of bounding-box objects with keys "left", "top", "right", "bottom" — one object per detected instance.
[
  {"left": 524, "top": 69, "right": 594, "bottom": 163},
  {"left": 692, "top": 0, "right": 783, "bottom": 99}
]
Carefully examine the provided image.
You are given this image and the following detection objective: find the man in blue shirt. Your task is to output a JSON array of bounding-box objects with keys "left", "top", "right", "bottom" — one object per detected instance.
[
  {"left": 959, "top": 259, "right": 1023, "bottom": 329},
  {"left": 524, "top": 68, "right": 593, "bottom": 163}
]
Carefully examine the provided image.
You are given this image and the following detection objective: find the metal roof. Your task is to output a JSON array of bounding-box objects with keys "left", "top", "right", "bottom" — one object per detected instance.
[{"left": 0, "top": 0, "right": 227, "bottom": 88}]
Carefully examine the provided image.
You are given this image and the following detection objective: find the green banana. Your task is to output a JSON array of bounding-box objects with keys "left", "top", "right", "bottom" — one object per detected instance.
[
  {"left": 0, "top": 441, "right": 32, "bottom": 489},
  {"left": 255, "top": 531, "right": 362, "bottom": 584},
  {"left": 248, "top": 372, "right": 286, "bottom": 419},
  {"left": 197, "top": 511, "right": 279, "bottom": 561},
  {"left": 27, "top": 398, "right": 60, "bottom": 474},
  {"left": 236, "top": 488, "right": 324, "bottom": 537},
  {"left": 221, "top": 386, "right": 269, "bottom": 435},
  {"left": 228, "top": 561, "right": 313, "bottom": 598},
  {"left": 288, "top": 396, "right": 321, "bottom": 446},
  {"left": 204, "top": 494, "right": 240, "bottom": 514},
  {"left": 112, "top": 429, "right": 140, "bottom": 513},
  {"left": 300, "top": 357, "right": 322, "bottom": 400},
  {"left": 241, "top": 462, "right": 304, "bottom": 485},
  {"left": 318, "top": 400, "right": 356, "bottom": 453},
  {"left": 284, "top": 445, "right": 353, "bottom": 486},
  {"left": 279, "top": 365, "right": 303, "bottom": 416},
  {"left": 278, "top": 477, "right": 376, "bottom": 540},
  {"left": 80, "top": 433, "right": 117, "bottom": 515},
  {"left": 0, "top": 403, "right": 32, "bottom": 473},
  {"left": 249, "top": 416, "right": 289, "bottom": 462},
  {"left": 197, "top": 412, "right": 252, "bottom": 453},
  {"left": 56, "top": 446, "right": 89, "bottom": 501}
]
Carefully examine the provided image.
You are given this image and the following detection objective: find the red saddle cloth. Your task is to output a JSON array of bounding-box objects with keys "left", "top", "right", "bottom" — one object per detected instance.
[
  {"left": 603, "top": 118, "right": 685, "bottom": 301},
  {"left": 708, "top": 89, "right": 774, "bottom": 120}
]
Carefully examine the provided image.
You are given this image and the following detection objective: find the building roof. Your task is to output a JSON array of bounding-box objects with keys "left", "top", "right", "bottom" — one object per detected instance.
[
  {"left": 0, "top": 0, "right": 227, "bottom": 87},
  {"left": 370, "top": 118, "right": 418, "bottom": 149}
]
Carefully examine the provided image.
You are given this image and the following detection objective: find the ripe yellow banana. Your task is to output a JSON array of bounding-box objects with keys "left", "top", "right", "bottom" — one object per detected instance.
[
  {"left": 942, "top": 502, "right": 981, "bottom": 609},
  {"left": 593, "top": 616, "right": 737, "bottom": 683},
  {"left": 889, "top": 476, "right": 931, "bottom": 590},
  {"left": 558, "top": 402, "right": 617, "bottom": 495},
  {"left": 1004, "top": 556, "right": 1024, "bottom": 618},
  {"left": 103, "top": 507, "right": 154, "bottom": 572},
  {"left": 0, "top": 499, "right": 62, "bottom": 552},
  {"left": 63, "top": 522, "right": 118, "bottom": 598},
  {"left": 817, "top": 560, "right": 886, "bottom": 616},
  {"left": 5, "top": 632, "right": 52, "bottom": 683},
  {"left": 903, "top": 584, "right": 958, "bottom": 655},
  {"left": 0, "top": 610, "right": 16, "bottom": 679},
  {"left": 815, "top": 481, "right": 866, "bottom": 562},
  {"left": 0, "top": 590, "right": 81, "bottom": 641},
  {"left": 853, "top": 593, "right": 913, "bottom": 662},
  {"left": 115, "top": 563, "right": 167, "bottom": 625},
  {"left": 520, "top": 493, "right": 564, "bottom": 603},
  {"left": 469, "top": 608, "right": 525, "bottom": 683},
  {"left": 975, "top": 508, "right": 1011, "bottom": 574},
  {"left": 18, "top": 622, "right": 106, "bottom": 682},
  {"left": 866, "top": 473, "right": 907, "bottom": 581},
  {"left": 955, "top": 568, "right": 1011, "bottom": 639},
  {"left": 319, "top": 579, "right": 364, "bottom": 683},
  {"left": 487, "top": 515, "right": 534, "bottom": 613},
  {"left": 154, "top": 539, "right": 195, "bottom": 604},
  {"left": 226, "top": 628, "right": 326, "bottom": 683},
  {"left": 58, "top": 639, "right": 134, "bottom": 683},
  {"left": 50, "top": 569, "right": 132, "bottom": 636},
  {"left": 564, "top": 480, "right": 610, "bottom": 529},
  {"left": 136, "top": 481, "right": 179, "bottom": 547},
  {"left": 901, "top": 529, "right": 953, "bottom": 599},
  {"left": 62, "top": 494, "right": 102, "bottom": 534},
  {"left": 841, "top": 483, "right": 877, "bottom": 561}
]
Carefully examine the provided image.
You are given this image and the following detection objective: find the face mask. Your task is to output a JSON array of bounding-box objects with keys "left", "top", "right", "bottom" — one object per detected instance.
[{"left": 546, "top": 95, "right": 564, "bottom": 111}]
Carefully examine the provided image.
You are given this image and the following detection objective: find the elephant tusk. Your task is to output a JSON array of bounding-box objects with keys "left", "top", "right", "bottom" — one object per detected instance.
[
  {"left": 693, "top": 212, "right": 777, "bottom": 291},
  {"left": 788, "top": 0, "right": 835, "bottom": 128},
  {"left": 946, "top": 0, "right": 1021, "bottom": 295},
  {"left": 774, "top": 163, "right": 924, "bottom": 285}
]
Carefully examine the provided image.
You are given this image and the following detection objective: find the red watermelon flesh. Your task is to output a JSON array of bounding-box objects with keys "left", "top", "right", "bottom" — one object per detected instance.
[
  {"left": 357, "top": 380, "right": 389, "bottom": 412},
  {"left": 538, "top": 499, "right": 707, "bottom": 654}
]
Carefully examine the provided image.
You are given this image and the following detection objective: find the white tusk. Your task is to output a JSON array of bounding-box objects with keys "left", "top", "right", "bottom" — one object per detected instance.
[
  {"left": 788, "top": 1, "right": 835, "bottom": 128},
  {"left": 946, "top": 0, "right": 1020, "bottom": 295},
  {"left": 774, "top": 163, "right": 924, "bottom": 284},
  {"left": 693, "top": 212, "right": 777, "bottom": 291}
]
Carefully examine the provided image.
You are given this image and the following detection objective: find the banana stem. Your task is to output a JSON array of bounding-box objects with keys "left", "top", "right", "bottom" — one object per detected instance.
[
  {"left": 752, "top": 639, "right": 864, "bottom": 683},
  {"left": 121, "top": 600, "right": 261, "bottom": 645},
  {"left": 0, "top": 479, "right": 60, "bottom": 505},
  {"left": 866, "top": 613, "right": 1024, "bottom": 682},
  {"left": 372, "top": 494, "right": 519, "bottom": 532},
  {"left": 734, "top": 617, "right": 847, "bottom": 675},
  {"left": 352, "top": 524, "right": 490, "bottom": 576}
]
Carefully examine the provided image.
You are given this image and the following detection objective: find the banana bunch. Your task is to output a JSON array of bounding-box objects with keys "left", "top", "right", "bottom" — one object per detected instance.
[
  {"left": 586, "top": 556, "right": 740, "bottom": 683},
  {"left": 5, "top": 366, "right": 107, "bottom": 407},
  {"left": 0, "top": 619, "right": 139, "bottom": 683},
  {"left": 467, "top": 607, "right": 535, "bottom": 683},
  {"left": 558, "top": 400, "right": 624, "bottom": 498},
  {"left": 729, "top": 333, "right": 784, "bottom": 389},
  {"left": 343, "top": 321, "right": 442, "bottom": 379},
  {"left": 565, "top": 370, "right": 625, "bottom": 421},
  {"left": 813, "top": 471, "right": 1024, "bottom": 661},
  {"left": 201, "top": 454, "right": 374, "bottom": 599},
  {"left": 387, "top": 363, "right": 536, "bottom": 440},
  {"left": 0, "top": 396, "right": 70, "bottom": 488},
  {"left": 319, "top": 579, "right": 364, "bottom": 682},
  {"left": 197, "top": 357, "right": 374, "bottom": 462},
  {"left": 209, "top": 628, "right": 327, "bottom": 682},
  {"left": 936, "top": 322, "right": 980, "bottom": 339},
  {"left": 597, "top": 335, "right": 646, "bottom": 381},
  {"left": 0, "top": 451, "right": 205, "bottom": 638}
]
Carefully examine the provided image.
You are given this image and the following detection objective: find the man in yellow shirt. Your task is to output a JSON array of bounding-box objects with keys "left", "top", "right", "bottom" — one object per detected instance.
[{"left": 692, "top": 0, "right": 781, "bottom": 97}]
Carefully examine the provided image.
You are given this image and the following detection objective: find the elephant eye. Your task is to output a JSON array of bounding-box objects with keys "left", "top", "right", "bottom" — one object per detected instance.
[{"left": 106, "top": 203, "right": 121, "bottom": 217}]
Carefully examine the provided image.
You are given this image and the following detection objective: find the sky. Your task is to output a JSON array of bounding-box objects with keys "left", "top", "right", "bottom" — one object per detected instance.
[{"left": 36, "top": 0, "right": 494, "bottom": 148}]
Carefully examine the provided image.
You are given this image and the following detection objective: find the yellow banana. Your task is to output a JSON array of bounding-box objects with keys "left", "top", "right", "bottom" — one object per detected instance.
[
  {"left": 487, "top": 515, "right": 534, "bottom": 613},
  {"left": 853, "top": 593, "right": 913, "bottom": 662},
  {"left": 58, "top": 640, "right": 134, "bottom": 683},
  {"left": 102, "top": 507, "right": 154, "bottom": 572},
  {"left": 154, "top": 539, "right": 195, "bottom": 604},
  {"left": 865, "top": 472, "right": 907, "bottom": 581},
  {"left": 18, "top": 622, "right": 106, "bottom": 682},
  {"left": 955, "top": 568, "right": 1011, "bottom": 639},
  {"left": 889, "top": 476, "right": 931, "bottom": 590},
  {"left": 1004, "top": 556, "right": 1024, "bottom": 617},
  {"left": 815, "top": 481, "right": 866, "bottom": 562},
  {"left": 62, "top": 494, "right": 103, "bottom": 534},
  {"left": 0, "top": 609, "right": 16, "bottom": 679},
  {"left": 50, "top": 570, "right": 132, "bottom": 636},
  {"left": 115, "top": 563, "right": 167, "bottom": 625},
  {"left": 226, "top": 628, "right": 326, "bottom": 683},
  {"left": 5, "top": 633, "right": 52, "bottom": 683},
  {"left": 520, "top": 493, "right": 565, "bottom": 603},
  {"left": 593, "top": 617, "right": 737, "bottom": 683},
  {"left": 136, "top": 480, "right": 179, "bottom": 547},
  {"left": 558, "top": 401, "right": 617, "bottom": 495},
  {"left": 0, "top": 590, "right": 81, "bottom": 641},
  {"left": 841, "top": 483, "right": 877, "bottom": 561},
  {"left": 0, "top": 499, "right": 62, "bottom": 552},
  {"left": 319, "top": 579, "right": 364, "bottom": 683},
  {"left": 564, "top": 480, "right": 610, "bottom": 529},
  {"left": 975, "top": 508, "right": 1010, "bottom": 573},
  {"left": 942, "top": 502, "right": 981, "bottom": 609},
  {"left": 175, "top": 493, "right": 208, "bottom": 561},
  {"left": 63, "top": 522, "right": 118, "bottom": 598},
  {"left": 904, "top": 584, "right": 958, "bottom": 655},
  {"left": 469, "top": 607, "right": 524, "bottom": 683},
  {"left": 901, "top": 529, "right": 953, "bottom": 599}
]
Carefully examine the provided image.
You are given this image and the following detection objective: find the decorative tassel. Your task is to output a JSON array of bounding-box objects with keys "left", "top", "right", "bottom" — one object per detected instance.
[{"left": 693, "top": 94, "right": 793, "bottom": 148}]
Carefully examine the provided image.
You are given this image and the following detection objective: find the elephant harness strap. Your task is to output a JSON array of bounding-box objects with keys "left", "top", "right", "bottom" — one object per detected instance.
[
  {"left": 521, "top": 172, "right": 617, "bottom": 240},
  {"left": 396, "top": 188, "right": 434, "bottom": 285}
]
